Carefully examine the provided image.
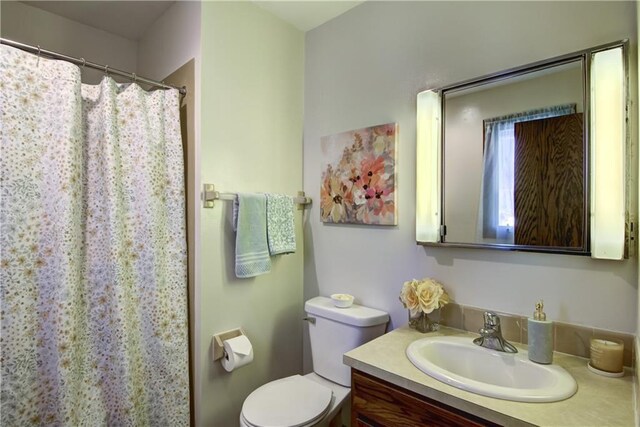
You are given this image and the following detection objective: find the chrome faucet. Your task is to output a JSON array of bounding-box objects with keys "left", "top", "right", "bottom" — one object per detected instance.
[{"left": 473, "top": 311, "right": 518, "bottom": 353}]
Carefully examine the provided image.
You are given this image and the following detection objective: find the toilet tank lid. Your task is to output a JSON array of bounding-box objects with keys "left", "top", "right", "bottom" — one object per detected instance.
[{"left": 305, "top": 296, "right": 389, "bottom": 327}]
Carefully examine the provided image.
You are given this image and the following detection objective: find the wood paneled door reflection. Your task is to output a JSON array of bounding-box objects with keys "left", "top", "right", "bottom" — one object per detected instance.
[{"left": 514, "top": 113, "right": 584, "bottom": 248}]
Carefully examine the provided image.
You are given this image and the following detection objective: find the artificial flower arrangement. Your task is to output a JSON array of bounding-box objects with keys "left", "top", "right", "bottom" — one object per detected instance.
[{"left": 399, "top": 278, "right": 450, "bottom": 323}]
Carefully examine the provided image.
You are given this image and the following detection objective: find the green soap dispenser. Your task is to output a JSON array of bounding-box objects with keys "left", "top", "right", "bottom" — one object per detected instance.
[{"left": 528, "top": 300, "right": 553, "bottom": 364}]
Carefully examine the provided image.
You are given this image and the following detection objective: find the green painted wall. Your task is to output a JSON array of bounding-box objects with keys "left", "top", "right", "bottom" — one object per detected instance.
[{"left": 198, "top": 2, "right": 304, "bottom": 425}]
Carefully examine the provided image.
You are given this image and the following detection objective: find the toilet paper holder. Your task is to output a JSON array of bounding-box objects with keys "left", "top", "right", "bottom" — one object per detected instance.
[{"left": 212, "top": 328, "right": 246, "bottom": 361}]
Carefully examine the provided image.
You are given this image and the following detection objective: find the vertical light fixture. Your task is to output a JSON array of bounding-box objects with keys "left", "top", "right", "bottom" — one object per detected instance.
[
  {"left": 416, "top": 90, "right": 442, "bottom": 243},
  {"left": 590, "top": 45, "right": 626, "bottom": 259}
]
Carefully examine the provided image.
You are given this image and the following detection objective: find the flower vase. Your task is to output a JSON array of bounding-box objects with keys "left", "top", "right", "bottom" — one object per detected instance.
[{"left": 409, "top": 309, "right": 440, "bottom": 333}]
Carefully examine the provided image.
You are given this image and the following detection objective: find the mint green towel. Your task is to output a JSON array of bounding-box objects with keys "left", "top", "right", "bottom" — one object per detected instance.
[
  {"left": 233, "top": 193, "right": 271, "bottom": 278},
  {"left": 266, "top": 194, "right": 296, "bottom": 255}
]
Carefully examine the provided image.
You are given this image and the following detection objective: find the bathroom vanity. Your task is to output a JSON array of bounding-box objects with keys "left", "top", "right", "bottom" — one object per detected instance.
[
  {"left": 344, "top": 326, "right": 634, "bottom": 426},
  {"left": 351, "top": 369, "right": 498, "bottom": 426}
]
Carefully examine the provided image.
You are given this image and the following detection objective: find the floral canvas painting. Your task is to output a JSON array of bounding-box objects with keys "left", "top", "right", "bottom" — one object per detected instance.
[{"left": 320, "top": 123, "right": 397, "bottom": 225}]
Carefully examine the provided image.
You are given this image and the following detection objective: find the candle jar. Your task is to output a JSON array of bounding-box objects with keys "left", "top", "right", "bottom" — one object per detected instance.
[{"left": 589, "top": 338, "right": 624, "bottom": 374}]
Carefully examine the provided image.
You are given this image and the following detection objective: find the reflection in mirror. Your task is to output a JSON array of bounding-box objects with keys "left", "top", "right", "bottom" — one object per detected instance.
[{"left": 442, "top": 60, "right": 586, "bottom": 250}]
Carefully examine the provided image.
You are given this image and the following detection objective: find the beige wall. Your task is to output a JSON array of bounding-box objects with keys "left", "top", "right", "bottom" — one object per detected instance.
[
  {"left": 199, "top": 2, "right": 304, "bottom": 425},
  {"left": 137, "top": 1, "right": 201, "bottom": 82},
  {"left": 444, "top": 65, "right": 584, "bottom": 243},
  {"left": 0, "top": 1, "right": 137, "bottom": 84}
]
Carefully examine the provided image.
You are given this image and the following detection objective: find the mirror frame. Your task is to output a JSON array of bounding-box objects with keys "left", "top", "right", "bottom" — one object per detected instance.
[{"left": 416, "top": 40, "right": 630, "bottom": 257}]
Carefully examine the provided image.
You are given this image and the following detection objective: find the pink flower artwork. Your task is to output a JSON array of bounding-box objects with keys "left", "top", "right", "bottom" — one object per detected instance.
[{"left": 320, "top": 123, "right": 397, "bottom": 225}]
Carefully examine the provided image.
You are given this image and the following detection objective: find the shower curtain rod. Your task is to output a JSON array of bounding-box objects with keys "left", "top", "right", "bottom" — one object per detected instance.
[{"left": 0, "top": 38, "right": 187, "bottom": 96}]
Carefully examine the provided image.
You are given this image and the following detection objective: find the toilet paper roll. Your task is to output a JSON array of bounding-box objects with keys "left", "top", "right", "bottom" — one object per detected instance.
[{"left": 221, "top": 335, "right": 254, "bottom": 372}]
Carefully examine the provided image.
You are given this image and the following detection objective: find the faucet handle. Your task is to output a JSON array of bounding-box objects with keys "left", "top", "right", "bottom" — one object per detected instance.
[
  {"left": 474, "top": 311, "right": 518, "bottom": 353},
  {"left": 483, "top": 311, "right": 500, "bottom": 328}
]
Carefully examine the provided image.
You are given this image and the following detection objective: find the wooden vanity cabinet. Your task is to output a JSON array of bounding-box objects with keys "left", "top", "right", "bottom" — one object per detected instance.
[{"left": 351, "top": 369, "right": 500, "bottom": 427}]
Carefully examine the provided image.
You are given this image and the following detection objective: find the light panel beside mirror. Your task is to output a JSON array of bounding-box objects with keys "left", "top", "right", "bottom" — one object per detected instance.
[
  {"left": 590, "top": 46, "right": 626, "bottom": 260},
  {"left": 416, "top": 90, "right": 441, "bottom": 243},
  {"left": 416, "top": 41, "right": 629, "bottom": 258}
]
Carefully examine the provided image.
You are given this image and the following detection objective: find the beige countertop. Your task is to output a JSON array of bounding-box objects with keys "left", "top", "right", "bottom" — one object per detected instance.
[{"left": 344, "top": 326, "right": 635, "bottom": 427}]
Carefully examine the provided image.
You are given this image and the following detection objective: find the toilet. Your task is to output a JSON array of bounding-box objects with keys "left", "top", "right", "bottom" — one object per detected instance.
[{"left": 240, "top": 296, "right": 389, "bottom": 427}]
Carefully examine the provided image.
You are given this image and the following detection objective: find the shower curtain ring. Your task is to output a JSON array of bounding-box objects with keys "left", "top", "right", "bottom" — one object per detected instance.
[
  {"left": 132, "top": 73, "right": 137, "bottom": 83},
  {"left": 104, "top": 65, "right": 109, "bottom": 75},
  {"left": 80, "top": 58, "right": 86, "bottom": 69},
  {"left": 36, "top": 45, "right": 41, "bottom": 58}
]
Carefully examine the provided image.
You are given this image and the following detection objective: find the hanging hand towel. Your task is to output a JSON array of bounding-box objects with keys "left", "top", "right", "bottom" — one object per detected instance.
[
  {"left": 266, "top": 193, "right": 296, "bottom": 255},
  {"left": 233, "top": 193, "right": 272, "bottom": 278}
]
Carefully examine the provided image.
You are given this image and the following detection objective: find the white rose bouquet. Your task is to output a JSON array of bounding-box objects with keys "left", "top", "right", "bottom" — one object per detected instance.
[{"left": 399, "top": 278, "right": 450, "bottom": 316}]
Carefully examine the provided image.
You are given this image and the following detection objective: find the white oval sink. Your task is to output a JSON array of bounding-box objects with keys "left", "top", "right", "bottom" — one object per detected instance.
[{"left": 406, "top": 336, "right": 577, "bottom": 402}]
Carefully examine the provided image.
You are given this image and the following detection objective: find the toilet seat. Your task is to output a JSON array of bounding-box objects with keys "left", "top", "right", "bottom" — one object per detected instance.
[{"left": 241, "top": 375, "right": 333, "bottom": 427}]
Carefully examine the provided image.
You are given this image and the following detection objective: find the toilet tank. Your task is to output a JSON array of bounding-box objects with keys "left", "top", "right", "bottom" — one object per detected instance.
[{"left": 305, "top": 296, "right": 389, "bottom": 387}]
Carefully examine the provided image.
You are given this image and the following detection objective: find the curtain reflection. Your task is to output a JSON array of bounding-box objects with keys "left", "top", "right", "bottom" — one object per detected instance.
[{"left": 477, "top": 104, "right": 576, "bottom": 243}]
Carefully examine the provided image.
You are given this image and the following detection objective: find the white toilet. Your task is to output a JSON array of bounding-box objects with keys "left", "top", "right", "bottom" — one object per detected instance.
[{"left": 240, "top": 296, "right": 389, "bottom": 427}]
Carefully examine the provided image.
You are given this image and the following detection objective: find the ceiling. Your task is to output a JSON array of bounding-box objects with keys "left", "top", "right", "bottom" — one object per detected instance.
[
  {"left": 21, "top": 1, "right": 363, "bottom": 40},
  {"left": 255, "top": 1, "right": 363, "bottom": 32}
]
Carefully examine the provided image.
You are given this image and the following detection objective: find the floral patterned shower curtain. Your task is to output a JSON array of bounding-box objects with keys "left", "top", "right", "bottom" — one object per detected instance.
[{"left": 0, "top": 45, "right": 189, "bottom": 426}]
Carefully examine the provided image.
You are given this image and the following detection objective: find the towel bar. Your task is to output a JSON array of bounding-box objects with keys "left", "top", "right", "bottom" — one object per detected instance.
[{"left": 202, "top": 184, "right": 312, "bottom": 209}]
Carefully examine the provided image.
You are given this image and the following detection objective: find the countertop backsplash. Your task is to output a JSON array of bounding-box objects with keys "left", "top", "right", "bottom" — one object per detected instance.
[{"left": 439, "top": 302, "right": 634, "bottom": 367}]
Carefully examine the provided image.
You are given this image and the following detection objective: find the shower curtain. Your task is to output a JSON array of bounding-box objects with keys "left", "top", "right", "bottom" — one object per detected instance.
[{"left": 0, "top": 45, "right": 189, "bottom": 425}]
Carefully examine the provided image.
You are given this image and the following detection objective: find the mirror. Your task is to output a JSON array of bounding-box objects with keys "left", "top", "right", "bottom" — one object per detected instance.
[
  {"left": 417, "top": 41, "right": 629, "bottom": 256},
  {"left": 443, "top": 59, "right": 586, "bottom": 251}
]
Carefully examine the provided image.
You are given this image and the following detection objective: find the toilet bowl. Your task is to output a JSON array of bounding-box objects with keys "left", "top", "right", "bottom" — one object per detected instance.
[
  {"left": 239, "top": 296, "right": 389, "bottom": 427},
  {"left": 239, "top": 373, "right": 349, "bottom": 427}
]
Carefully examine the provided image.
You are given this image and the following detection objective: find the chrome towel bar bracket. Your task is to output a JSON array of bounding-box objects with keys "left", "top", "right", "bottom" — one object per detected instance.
[{"left": 202, "top": 183, "right": 312, "bottom": 209}]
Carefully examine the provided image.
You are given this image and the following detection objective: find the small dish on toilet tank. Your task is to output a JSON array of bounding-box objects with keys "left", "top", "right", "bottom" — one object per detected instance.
[{"left": 330, "top": 294, "right": 354, "bottom": 308}]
